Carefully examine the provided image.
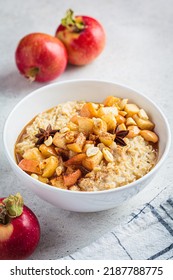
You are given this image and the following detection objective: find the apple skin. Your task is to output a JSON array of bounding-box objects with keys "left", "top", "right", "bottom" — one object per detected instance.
[
  {"left": 0, "top": 198, "right": 40, "bottom": 260},
  {"left": 15, "top": 33, "right": 68, "bottom": 82},
  {"left": 55, "top": 15, "right": 106, "bottom": 66}
]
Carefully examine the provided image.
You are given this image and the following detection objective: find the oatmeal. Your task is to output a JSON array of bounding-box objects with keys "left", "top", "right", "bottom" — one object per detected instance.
[{"left": 15, "top": 96, "right": 158, "bottom": 191}]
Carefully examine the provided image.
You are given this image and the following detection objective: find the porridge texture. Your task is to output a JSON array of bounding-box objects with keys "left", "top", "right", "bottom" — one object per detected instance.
[{"left": 15, "top": 96, "right": 158, "bottom": 191}]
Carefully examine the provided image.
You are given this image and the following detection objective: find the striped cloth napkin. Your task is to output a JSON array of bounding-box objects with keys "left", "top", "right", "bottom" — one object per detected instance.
[{"left": 62, "top": 186, "right": 173, "bottom": 260}]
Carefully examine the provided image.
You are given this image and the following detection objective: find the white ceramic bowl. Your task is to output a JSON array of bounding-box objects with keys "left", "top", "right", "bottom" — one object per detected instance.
[{"left": 3, "top": 80, "right": 171, "bottom": 212}]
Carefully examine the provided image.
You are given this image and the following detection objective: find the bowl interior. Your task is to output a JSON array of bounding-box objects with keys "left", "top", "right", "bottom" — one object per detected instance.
[{"left": 4, "top": 80, "right": 170, "bottom": 165}]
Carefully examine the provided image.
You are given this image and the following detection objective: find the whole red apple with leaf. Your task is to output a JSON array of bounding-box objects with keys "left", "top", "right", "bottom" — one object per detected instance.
[
  {"left": 55, "top": 9, "right": 106, "bottom": 65},
  {"left": 0, "top": 193, "right": 40, "bottom": 260}
]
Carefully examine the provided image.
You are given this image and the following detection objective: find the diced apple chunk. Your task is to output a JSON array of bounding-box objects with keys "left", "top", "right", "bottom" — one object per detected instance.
[
  {"left": 63, "top": 169, "right": 82, "bottom": 187},
  {"left": 101, "top": 113, "right": 117, "bottom": 131},
  {"left": 65, "top": 131, "right": 76, "bottom": 143},
  {"left": 97, "top": 106, "right": 118, "bottom": 117},
  {"left": 99, "top": 132, "right": 115, "bottom": 146},
  {"left": 116, "top": 123, "right": 127, "bottom": 131},
  {"left": 77, "top": 117, "right": 94, "bottom": 136},
  {"left": 67, "top": 121, "right": 78, "bottom": 131},
  {"left": 75, "top": 132, "right": 86, "bottom": 147},
  {"left": 18, "top": 159, "right": 41, "bottom": 174},
  {"left": 42, "top": 156, "right": 59, "bottom": 178},
  {"left": 133, "top": 114, "right": 155, "bottom": 130},
  {"left": 67, "top": 143, "right": 82, "bottom": 153},
  {"left": 93, "top": 118, "right": 107, "bottom": 135},
  {"left": 52, "top": 132, "right": 67, "bottom": 149},
  {"left": 82, "top": 150, "right": 103, "bottom": 171},
  {"left": 126, "top": 117, "right": 137, "bottom": 126},
  {"left": 126, "top": 125, "right": 140, "bottom": 138},
  {"left": 138, "top": 109, "right": 149, "bottom": 120},
  {"left": 118, "top": 98, "right": 128, "bottom": 110},
  {"left": 67, "top": 132, "right": 86, "bottom": 153},
  {"left": 23, "top": 147, "right": 44, "bottom": 161},
  {"left": 80, "top": 102, "right": 98, "bottom": 118},
  {"left": 103, "top": 96, "right": 120, "bottom": 107},
  {"left": 39, "top": 144, "right": 57, "bottom": 158},
  {"left": 64, "top": 153, "right": 86, "bottom": 166},
  {"left": 116, "top": 114, "right": 126, "bottom": 124},
  {"left": 119, "top": 110, "right": 127, "bottom": 117},
  {"left": 70, "top": 114, "right": 79, "bottom": 124},
  {"left": 51, "top": 176, "right": 67, "bottom": 189},
  {"left": 124, "top": 103, "right": 140, "bottom": 116}
]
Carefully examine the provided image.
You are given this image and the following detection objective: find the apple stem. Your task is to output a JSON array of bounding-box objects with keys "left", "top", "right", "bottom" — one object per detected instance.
[
  {"left": 26, "top": 67, "right": 39, "bottom": 82},
  {"left": 0, "top": 193, "right": 24, "bottom": 225},
  {"left": 61, "top": 9, "right": 85, "bottom": 32}
]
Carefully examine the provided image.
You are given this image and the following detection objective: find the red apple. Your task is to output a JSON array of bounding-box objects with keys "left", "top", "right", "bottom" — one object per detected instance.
[
  {"left": 15, "top": 33, "right": 68, "bottom": 82},
  {"left": 0, "top": 193, "right": 40, "bottom": 260},
  {"left": 55, "top": 9, "right": 106, "bottom": 65}
]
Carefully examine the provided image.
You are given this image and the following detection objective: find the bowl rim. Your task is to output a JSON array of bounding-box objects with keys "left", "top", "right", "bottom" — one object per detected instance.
[{"left": 3, "top": 79, "right": 171, "bottom": 196}]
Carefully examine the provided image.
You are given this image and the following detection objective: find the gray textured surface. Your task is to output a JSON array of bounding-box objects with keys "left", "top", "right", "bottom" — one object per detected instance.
[{"left": 0, "top": 0, "right": 173, "bottom": 259}]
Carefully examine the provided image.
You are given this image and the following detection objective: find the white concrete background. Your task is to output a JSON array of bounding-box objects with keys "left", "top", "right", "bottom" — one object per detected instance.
[{"left": 0, "top": 0, "right": 172, "bottom": 259}]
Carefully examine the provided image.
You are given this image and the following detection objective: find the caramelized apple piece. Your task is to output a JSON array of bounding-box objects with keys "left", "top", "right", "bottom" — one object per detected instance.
[
  {"left": 103, "top": 96, "right": 121, "bottom": 107},
  {"left": 39, "top": 144, "right": 57, "bottom": 157},
  {"left": 116, "top": 123, "right": 127, "bottom": 131},
  {"left": 77, "top": 117, "right": 94, "bottom": 136},
  {"left": 63, "top": 169, "right": 82, "bottom": 187},
  {"left": 118, "top": 98, "right": 128, "bottom": 110},
  {"left": 101, "top": 113, "right": 117, "bottom": 131},
  {"left": 53, "top": 132, "right": 67, "bottom": 149},
  {"left": 126, "top": 117, "right": 137, "bottom": 126},
  {"left": 51, "top": 176, "right": 67, "bottom": 189},
  {"left": 124, "top": 103, "right": 140, "bottom": 116},
  {"left": 82, "top": 150, "right": 103, "bottom": 171},
  {"left": 126, "top": 125, "right": 140, "bottom": 138},
  {"left": 138, "top": 109, "right": 149, "bottom": 120},
  {"left": 42, "top": 156, "right": 59, "bottom": 178},
  {"left": 23, "top": 147, "right": 44, "bottom": 161},
  {"left": 116, "top": 114, "right": 126, "bottom": 124},
  {"left": 70, "top": 114, "right": 79, "bottom": 124},
  {"left": 67, "top": 132, "right": 86, "bottom": 153},
  {"left": 80, "top": 102, "right": 98, "bottom": 118},
  {"left": 99, "top": 132, "right": 115, "bottom": 146},
  {"left": 93, "top": 118, "right": 107, "bottom": 135},
  {"left": 64, "top": 153, "right": 86, "bottom": 166},
  {"left": 18, "top": 159, "right": 41, "bottom": 174},
  {"left": 67, "top": 121, "right": 78, "bottom": 131},
  {"left": 66, "top": 143, "right": 82, "bottom": 153},
  {"left": 97, "top": 106, "right": 118, "bottom": 117}
]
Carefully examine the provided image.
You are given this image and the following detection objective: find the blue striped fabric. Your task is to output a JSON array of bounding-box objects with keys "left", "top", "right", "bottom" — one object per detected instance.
[{"left": 62, "top": 189, "right": 173, "bottom": 260}]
